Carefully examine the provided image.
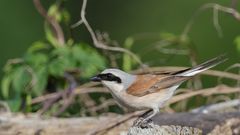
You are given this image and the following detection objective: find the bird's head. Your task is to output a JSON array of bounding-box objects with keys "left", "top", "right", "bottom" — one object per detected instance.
[{"left": 91, "top": 69, "right": 136, "bottom": 92}]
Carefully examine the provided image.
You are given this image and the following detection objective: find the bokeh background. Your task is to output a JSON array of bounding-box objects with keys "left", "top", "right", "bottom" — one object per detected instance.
[
  {"left": 0, "top": 0, "right": 239, "bottom": 115},
  {"left": 1, "top": 0, "right": 239, "bottom": 72}
]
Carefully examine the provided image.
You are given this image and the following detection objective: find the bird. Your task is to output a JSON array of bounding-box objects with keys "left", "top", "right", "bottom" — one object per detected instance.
[{"left": 90, "top": 55, "right": 227, "bottom": 126}]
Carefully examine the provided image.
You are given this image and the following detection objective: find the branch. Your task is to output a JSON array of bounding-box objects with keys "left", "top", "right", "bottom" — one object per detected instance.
[
  {"left": 33, "top": 0, "right": 65, "bottom": 45},
  {"left": 168, "top": 85, "right": 240, "bottom": 105},
  {"left": 133, "top": 66, "right": 240, "bottom": 81},
  {"left": 72, "top": 0, "right": 145, "bottom": 67},
  {"left": 87, "top": 111, "right": 144, "bottom": 135},
  {"left": 31, "top": 87, "right": 107, "bottom": 105},
  {"left": 191, "top": 99, "right": 240, "bottom": 114},
  {"left": 181, "top": 3, "right": 240, "bottom": 38},
  {"left": 87, "top": 99, "right": 116, "bottom": 113}
]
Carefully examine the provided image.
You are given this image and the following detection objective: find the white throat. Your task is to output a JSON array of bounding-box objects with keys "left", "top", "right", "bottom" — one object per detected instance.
[{"left": 101, "top": 70, "right": 136, "bottom": 93}]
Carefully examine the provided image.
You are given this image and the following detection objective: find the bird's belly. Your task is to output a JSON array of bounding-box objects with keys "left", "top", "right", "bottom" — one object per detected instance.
[
  {"left": 110, "top": 91, "right": 140, "bottom": 110},
  {"left": 111, "top": 87, "right": 177, "bottom": 110}
]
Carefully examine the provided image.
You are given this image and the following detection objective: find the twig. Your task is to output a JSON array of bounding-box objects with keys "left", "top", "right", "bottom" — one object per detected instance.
[
  {"left": 31, "top": 82, "right": 100, "bottom": 104},
  {"left": 72, "top": 0, "right": 144, "bottom": 67},
  {"left": 181, "top": 3, "right": 240, "bottom": 38},
  {"left": 87, "top": 111, "right": 145, "bottom": 135},
  {"left": 31, "top": 87, "right": 108, "bottom": 104},
  {"left": 218, "top": 63, "right": 240, "bottom": 86},
  {"left": 133, "top": 66, "right": 240, "bottom": 80},
  {"left": 0, "top": 101, "right": 11, "bottom": 113},
  {"left": 38, "top": 73, "right": 77, "bottom": 115},
  {"left": 168, "top": 85, "right": 240, "bottom": 105},
  {"left": 87, "top": 99, "right": 116, "bottom": 113},
  {"left": 191, "top": 99, "right": 240, "bottom": 114},
  {"left": 231, "top": 0, "right": 238, "bottom": 10},
  {"left": 33, "top": 0, "right": 65, "bottom": 45},
  {"left": 213, "top": 6, "right": 223, "bottom": 37},
  {"left": 53, "top": 73, "right": 77, "bottom": 116}
]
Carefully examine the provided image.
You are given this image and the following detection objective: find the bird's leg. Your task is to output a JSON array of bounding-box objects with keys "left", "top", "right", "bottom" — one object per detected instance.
[
  {"left": 133, "top": 109, "right": 152, "bottom": 126},
  {"left": 143, "top": 108, "right": 159, "bottom": 122},
  {"left": 140, "top": 109, "right": 153, "bottom": 118},
  {"left": 133, "top": 109, "right": 159, "bottom": 128}
]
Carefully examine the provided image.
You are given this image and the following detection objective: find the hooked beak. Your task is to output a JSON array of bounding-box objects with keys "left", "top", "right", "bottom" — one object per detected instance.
[{"left": 90, "top": 75, "right": 101, "bottom": 82}]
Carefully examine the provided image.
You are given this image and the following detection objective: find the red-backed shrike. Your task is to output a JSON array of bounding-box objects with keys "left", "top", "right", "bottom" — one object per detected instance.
[{"left": 91, "top": 55, "right": 226, "bottom": 125}]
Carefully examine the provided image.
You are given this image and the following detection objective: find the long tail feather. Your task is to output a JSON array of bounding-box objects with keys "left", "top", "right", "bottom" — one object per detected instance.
[{"left": 175, "top": 54, "right": 227, "bottom": 77}]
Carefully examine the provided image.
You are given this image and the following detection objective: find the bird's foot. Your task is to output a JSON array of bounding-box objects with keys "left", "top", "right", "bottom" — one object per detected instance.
[{"left": 133, "top": 117, "right": 154, "bottom": 128}]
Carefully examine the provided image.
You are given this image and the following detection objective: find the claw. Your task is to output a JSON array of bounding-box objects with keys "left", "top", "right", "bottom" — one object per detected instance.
[
  {"left": 133, "top": 117, "right": 144, "bottom": 127},
  {"left": 133, "top": 117, "right": 154, "bottom": 128}
]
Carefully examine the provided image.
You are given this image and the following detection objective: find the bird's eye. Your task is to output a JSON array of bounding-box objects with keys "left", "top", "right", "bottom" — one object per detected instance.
[
  {"left": 106, "top": 73, "right": 113, "bottom": 78},
  {"left": 100, "top": 73, "right": 121, "bottom": 83}
]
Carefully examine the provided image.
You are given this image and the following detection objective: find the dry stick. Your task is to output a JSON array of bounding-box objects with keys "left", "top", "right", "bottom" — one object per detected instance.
[
  {"left": 191, "top": 99, "right": 240, "bottom": 113},
  {"left": 133, "top": 66, "right": 240, "bottom": 80},
  {"left": 31, "top": 87, "right": 108, "bottom": 104},
  {"left": 87, "top": 111, "right": 145, "bottom": 135},
  {"left": 231, "top": 0, "right": 238, "bottom": 9},
  {"left": 73, "top": 0, "right": 144, "bottom": 67},
  {"left": 33, "top": 0, "right": 65, "bottom": 45},
  {"left": 87, "top": 99, "right": 116, "bottom": 113},
  {"left": 31, "top": 82, "right": 101, "bottom": 104},
  {"left": 181, "top": 3, "right": 240, "bottom": 38},
  {"left": 168, "top": 85, "right": 240, "bottom": 104},
  {"left": 218, "top": 63, "right": 240, "bottom": 85}
]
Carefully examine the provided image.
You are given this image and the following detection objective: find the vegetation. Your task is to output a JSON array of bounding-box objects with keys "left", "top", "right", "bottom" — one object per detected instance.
[{"left": 0, "top": 0, "right": 239, "bottom": 119}]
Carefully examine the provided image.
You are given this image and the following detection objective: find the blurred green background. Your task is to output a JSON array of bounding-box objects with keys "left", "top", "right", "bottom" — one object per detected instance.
[
  {"left": 0, "top": 0, "right": 239, "bottom": 115},
  {"left": 0, "top": 0, "right": 239, "bottom": 73}
]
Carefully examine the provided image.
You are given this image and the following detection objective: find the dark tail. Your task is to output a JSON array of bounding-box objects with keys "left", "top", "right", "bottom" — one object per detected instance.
[{"left": 175, "top": 54, "right": 227, "bottom": 76}]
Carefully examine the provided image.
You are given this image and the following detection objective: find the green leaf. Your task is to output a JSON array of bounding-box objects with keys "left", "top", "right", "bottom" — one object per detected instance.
[
  {"left": 48, "top": 46, "right": 76, "bottom": 76},
  {"left": 48, "top": 4, "right": 61, "bottom": 22},
  {"left": 25, "top": 94, "right": 32, "bottom": 112},
  {"left": 32, "top": 67, "right": 48, "bottom": 96},
  {"left": 72, "top": 45, "right": 88, "bottom": 62},
  {"left": 51, "top": 46, "right": 71, "bottom": 56},
  {"left": 71, "top": 44, "right": 106, "bottom": 77},
  {"left": 234, "top": 36, "right": 240, "bottom": 54},
  {"left": 123, "top": 37, "right": 134, "bottom": 71},
  {"left": 27, "top": 41, "right": 49, "bottom": 53},
  {"left": 12, "top": 67, "right": 31, "bottom": 93},
  {"left": 160, "top": 32, "right": 176, "bottom": 41},
  {"left": 3, "top": 58, "right": 24, "bottom": 73},
  {"left": 24, "top": 53, "right": 48, "bottom": 68},
  {"left": 1, "top": 76, "right": 11, "bottom": 98},
  {"left": 48, "top": 57, "right": 74, "bottom": 76},
  {"left": 7, "top": 97, "right": 21, "bottom": 112},
  {"left": 44, "top": 24, "right": 59, "bottom": 47},
  {"left": 61, "top": 9, "right": 70, "bottom": 24}
]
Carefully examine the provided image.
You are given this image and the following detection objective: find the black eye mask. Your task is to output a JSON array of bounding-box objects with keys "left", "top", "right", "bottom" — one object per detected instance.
[{"left": 97, "top": 73, "right": 122, "bottom": 83}]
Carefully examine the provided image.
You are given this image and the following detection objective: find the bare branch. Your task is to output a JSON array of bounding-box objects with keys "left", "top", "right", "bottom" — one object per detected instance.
[
  {"left": 168, "top": 85, "right": 240, "bottom": 105},
  {"left": 87, "top": 99, "right": 116, "bottom": 113},
  {"left": 87, "top": 111, "right": 144, "bottom": 135},
  {"left": 73, "top": 0, "right": 144, "bottom": 67},
  {"left": 181, "top": 3, "right": 240, "bottom": 38},
  {"left": 213, "top": 7, "right": 223, "bottom": 37},
  {"left": 71, "top": 20, "right": 83, "bottom": 28},
  {"left": 31, "top": 87, "right": 108, "bottom": 104},
  {"left": 191, "top": 99, "right": 240, "bottom": 114},
  {"left": 133, "top": 66, "right": 240, "bottom": 81},
  {"left": 33, "top": 0, "right": 65, "bottom": 45}
]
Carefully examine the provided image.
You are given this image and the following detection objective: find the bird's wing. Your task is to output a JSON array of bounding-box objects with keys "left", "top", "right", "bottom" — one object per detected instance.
[
  {"left": 127, "top": 55, "right": 227, "bottom": 97},
  {"left": 126, "top": 74, "right": 190, "bottom": 97}
]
